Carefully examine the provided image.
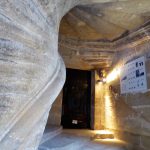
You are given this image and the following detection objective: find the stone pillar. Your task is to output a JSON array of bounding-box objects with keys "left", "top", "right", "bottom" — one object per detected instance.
[
  {"left": 0, "top": 0, "right": 85, "bottom": 149},
  {"left": 92, "top": 70, "right": 104, "bottom": 130}
]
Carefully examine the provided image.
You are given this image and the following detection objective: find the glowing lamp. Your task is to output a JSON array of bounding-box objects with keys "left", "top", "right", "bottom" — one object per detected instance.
[{"left": 106, "top": 68, "right": 121, "bottom": 83}]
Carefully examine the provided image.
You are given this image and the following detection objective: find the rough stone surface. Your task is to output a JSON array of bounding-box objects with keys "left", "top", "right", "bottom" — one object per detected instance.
[
  {"left": 95, "top": 37, "right": 150, "bottom": 149},
  {"left": 59, "top": 0, "right": 150, "bottom": 70},
  {"left": 0, "top": 0, "right": 82, "bottom": 149},
  {"left": 0, "top": 0, "right": 149, "bottom": 149},
  {"left": 47, "top": 91, "right": 63, "bottom": 126}
]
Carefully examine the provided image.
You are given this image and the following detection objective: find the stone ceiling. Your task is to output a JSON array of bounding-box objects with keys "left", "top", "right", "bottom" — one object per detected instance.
[{"left": 59, "top": 0, "right": 150, "bottom": 70}]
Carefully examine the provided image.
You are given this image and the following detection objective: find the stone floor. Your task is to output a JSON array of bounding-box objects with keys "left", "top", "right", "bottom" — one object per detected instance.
[{"left": 38, "top": 127, "right": 131, "bottom": 150}]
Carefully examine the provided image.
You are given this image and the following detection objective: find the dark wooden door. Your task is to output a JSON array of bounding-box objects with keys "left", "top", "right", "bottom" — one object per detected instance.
[{"left": 61, "top": 69, "right": 91, "bottom": 129}]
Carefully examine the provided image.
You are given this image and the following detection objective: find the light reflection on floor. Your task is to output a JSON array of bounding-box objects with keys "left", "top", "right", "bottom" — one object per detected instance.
[{"left": 39, "top": 129, "right": 131, "bottom": 150}]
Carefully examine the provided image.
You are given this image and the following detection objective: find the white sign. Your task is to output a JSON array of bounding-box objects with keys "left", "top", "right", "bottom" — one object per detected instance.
[{"left": 120, "top": 56, "right": 147, "bottom": 94}]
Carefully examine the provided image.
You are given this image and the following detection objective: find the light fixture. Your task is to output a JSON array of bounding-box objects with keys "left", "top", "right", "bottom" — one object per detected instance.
[
  {"left": 106, "top": 68, "right": 121, "bottom": 83},
  {"left": 102, "top": 78, "right": 106, "bottom": 83},
  {"left": 96, "top": 78, "right": 106, "bottom": 84}
]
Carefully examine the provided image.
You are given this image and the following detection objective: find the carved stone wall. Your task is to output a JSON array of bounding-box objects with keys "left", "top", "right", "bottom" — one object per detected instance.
[
  {"left": 0, "top": 0, "right": 84, "bottom": 149},
  {"left": 0, "top": 0, "right": 149, "bottom": 149},
  {"left": 96, "top": 37, "right": 150, "bottom": 150},
  {"left": 47, "top": 91, "right": 63, "bottom": 126}
]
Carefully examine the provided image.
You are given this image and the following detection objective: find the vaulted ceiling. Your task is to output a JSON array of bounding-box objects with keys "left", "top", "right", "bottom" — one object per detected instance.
[{"left": 59, "top": 0, "right": 150, "bottom": 70}]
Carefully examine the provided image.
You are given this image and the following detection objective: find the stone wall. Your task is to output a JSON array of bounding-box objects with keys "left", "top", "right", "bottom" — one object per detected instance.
[
  {"left": 0, "top": 0, "right": 83, "bottom": 149},
  {"left": 47, "top": 91, "right": 63, "bottom": 126},
  {"left": 95, "top": 37, "right": 150, "bottom": 149}
]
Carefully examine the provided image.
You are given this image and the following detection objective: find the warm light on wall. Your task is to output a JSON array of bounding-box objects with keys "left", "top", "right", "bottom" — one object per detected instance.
[
  {"left": 106, "top": 68, "right": 121, "bottom": 83},
  {"left": 94, "top": 70, "right": 117, "bottom": 134},
  {"left": 104, "top": 95, "right": 117, "bottom": 129}
]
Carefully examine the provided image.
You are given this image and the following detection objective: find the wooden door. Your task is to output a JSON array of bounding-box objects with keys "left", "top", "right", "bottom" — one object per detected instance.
[{"left": 61, "top": 69, "right": 91, "bottom": 129}]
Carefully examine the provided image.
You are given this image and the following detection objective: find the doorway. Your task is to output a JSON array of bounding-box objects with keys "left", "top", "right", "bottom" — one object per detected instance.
[{"left": 61, "top": 69, "right": 91, "bottom": 129}]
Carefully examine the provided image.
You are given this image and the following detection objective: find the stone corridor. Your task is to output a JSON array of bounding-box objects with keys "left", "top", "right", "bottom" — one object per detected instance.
[{"left": 0, "top": 0, "right": 150, "bottom": 150}]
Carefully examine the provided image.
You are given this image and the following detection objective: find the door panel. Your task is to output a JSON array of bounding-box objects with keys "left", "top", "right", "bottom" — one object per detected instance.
[{"left": 61, "top": 69, "right": 91, "bottom": 129}]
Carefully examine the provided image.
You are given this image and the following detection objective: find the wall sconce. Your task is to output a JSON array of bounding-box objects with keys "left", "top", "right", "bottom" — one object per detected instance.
[
  {"left": 106, "top": 68, "right": 121, "bottom": 83},
  {"left": 96, "top": 78, "right": 106, "bottom": 84}
]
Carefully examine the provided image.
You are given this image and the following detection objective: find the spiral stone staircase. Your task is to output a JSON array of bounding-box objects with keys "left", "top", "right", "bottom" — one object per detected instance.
[{"left": 0, "top": 0, "right": 149, "bottom": 150}]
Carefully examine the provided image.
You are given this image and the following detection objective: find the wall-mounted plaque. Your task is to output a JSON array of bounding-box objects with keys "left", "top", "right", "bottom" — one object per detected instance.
[{"left": 120, "top": 56, "right": 147, "bottom": 94}]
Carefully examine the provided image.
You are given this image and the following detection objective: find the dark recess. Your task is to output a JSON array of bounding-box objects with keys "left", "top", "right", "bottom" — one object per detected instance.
[{"left": 61, "top": 69, "right": 91, "bottom": 129}]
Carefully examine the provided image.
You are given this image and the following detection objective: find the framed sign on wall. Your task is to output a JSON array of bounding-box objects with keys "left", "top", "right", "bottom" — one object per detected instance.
[{"left": 120, "top": 56, "right": 147, "bottom": 94}]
